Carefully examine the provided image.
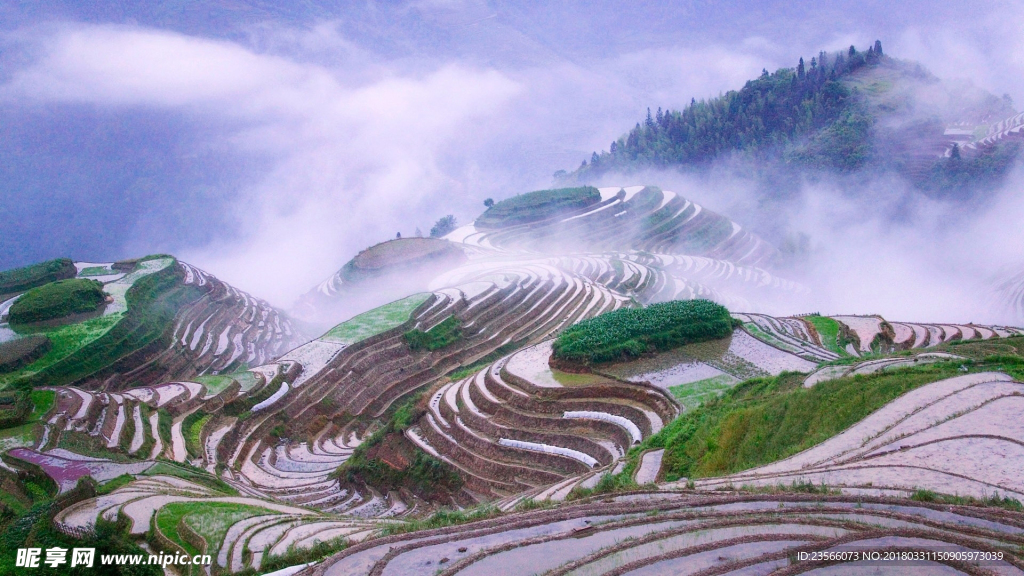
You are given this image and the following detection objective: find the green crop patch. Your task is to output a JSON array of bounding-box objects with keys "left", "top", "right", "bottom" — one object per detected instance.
[
  {"left": 193, "top": 374, "right": 235, "bottom": 396},
  {"left": 77, "top": 266, "right": 113, "bottom": 277},
  {"left": 553, "top": 299, "right": 733, "bottom": 365},
  {"left": 183, "top": 411, "right": 212, "bottom": 458},
  {"left": 27, "top": 390, "right": 54, "bottom": 422},
  {"left": 322, "top": 293, "right": 430, "bottom": 345},
  {"left": 7, "top": 278, "right": 106, "bottom": 325},
  {"left": 0, "top": 258, "right": 77, "bottom": 296},
  {"left": 475, "top": 186, "right": 601, "bottom": 228},
  {"left": 155, "top": 502, "right": 205, "bottom": 558},
  {"left": 804, "top": 315, "right": 849, "bottom": 355},
  {"left": 0, "top": 423, "right": 36, "bottom": 451},
  {"left": 404, "top": 315, "right": 461, "bottom": 351},
  {"left": 179, "top": 502, "right": 274, "bottom": 553}
]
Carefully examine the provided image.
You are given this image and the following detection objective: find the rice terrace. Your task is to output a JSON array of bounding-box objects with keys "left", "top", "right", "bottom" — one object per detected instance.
[{"left": 3, "top": 14, "right": 1024, "bottom": 576}]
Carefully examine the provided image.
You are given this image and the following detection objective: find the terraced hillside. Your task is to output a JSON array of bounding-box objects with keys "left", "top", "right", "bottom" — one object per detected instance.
[
  {"left": 681, "top": 371, "right": 1024, "bottom": 500},
  {"left": 3, "top": 185, "right": 1024, "bottom": 576},
  {"left": 298, "top": 186, "right": 802, "bottom": 331},
  {"left": 0, "top": 257, "right": 301, "bottom": 391},
  {"left": 414, "top": 340, "right": 677, "bottom": 503},
  {"left": 310, "top": 492, "right": 1024, "bottom": 576},
  {"left": 461, "top": 186, "right": 778, "bottom": 265},
  {"left": 738, "top": 312, "right": 1023, "bottom": 359},
  {"left": 34, "top": 306, "right": 1024, "bottom": 571},
  {"left": 198, "top": 262, "right": 635, "bottom": 515},
  {"left": 294, "top": 238, "right": 469, "bottom": 326},
  {"left": 169, "top": 261, "right": 300, "bottom": 376}
]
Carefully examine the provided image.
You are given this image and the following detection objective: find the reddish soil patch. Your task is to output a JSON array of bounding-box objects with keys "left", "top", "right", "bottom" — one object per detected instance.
[
  {"left": 8, "top": 448, "right": 95, "bottom": 487},
  {"left": 346, "top": 238, "right": 465, "bottom": 276}
]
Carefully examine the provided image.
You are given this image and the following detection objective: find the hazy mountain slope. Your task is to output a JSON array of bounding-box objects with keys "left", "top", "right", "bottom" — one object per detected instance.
[{"left": 573, "top": 44, "right": 1020, "bottom": 196}]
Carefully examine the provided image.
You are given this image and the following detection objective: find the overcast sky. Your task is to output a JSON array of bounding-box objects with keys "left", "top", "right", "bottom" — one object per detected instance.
[{"left": 2, "top": 0, "right": 1023, "bottom": 310}]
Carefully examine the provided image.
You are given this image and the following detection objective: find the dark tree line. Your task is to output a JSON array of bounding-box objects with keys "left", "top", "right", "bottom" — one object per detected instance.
[{"left": 577, "top": 42, "right": 886, "bottom": 175}]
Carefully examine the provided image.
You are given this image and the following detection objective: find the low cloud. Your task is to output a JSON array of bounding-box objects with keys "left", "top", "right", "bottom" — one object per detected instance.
[
  {"left": 3, "top": 6, "right": 1023, "bottom": 325},
  {"left": 1, "top": 21, "right": 780, "bottom": 307},
  {"left": 892, "top": 2, "right": 1024, "bottom": 104},
  {"left": 3, "top": 23, "right": 522, "bottom": 304}
]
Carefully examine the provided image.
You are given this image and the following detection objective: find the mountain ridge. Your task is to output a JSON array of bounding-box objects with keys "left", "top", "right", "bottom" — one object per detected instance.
[{"left": 566, "top": 42, "right": 1021, "bottom": 197}]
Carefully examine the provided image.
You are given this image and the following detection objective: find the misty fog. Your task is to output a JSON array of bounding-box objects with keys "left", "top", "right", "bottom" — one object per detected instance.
[{"left": 2, "top": 1, "right": 1024, "bottom": 325}]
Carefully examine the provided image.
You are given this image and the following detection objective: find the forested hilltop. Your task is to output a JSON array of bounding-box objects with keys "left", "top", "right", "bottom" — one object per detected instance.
[{"left": 570, "top": 41, "right": 1021, "bottom": 195}]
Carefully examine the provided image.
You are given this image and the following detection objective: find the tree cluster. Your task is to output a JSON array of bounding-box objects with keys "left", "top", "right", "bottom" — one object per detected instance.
[
  {"left": 430, "top": 215, "right": 458, "bottom": 238},
  {"left": 577, "top": 42, "right": 886, "bottom": 176}
]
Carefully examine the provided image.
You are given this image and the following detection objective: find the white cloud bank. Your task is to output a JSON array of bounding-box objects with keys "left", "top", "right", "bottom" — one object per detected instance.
[
  {"left": 2, "top": 22, "right": 777, "bottom": 307},
  {"left": 3, "top": 24, "right": 522, "bottom": 304},
  {"left": 4, "top": 6, "right": 1024, "bottom": 324}
]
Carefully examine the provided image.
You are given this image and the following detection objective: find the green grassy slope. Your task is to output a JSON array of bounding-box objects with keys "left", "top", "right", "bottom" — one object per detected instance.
[
  {"left": 321, "top": 293, "right": 431, "bottom": 345},
  {"left": 803, "top": 315, "right": 849, "bottom": 354},
  {"left": 6, "top": 259, "right": 204, "bottom": 389},
  {"left": 651, "top": 364, "right": 963, "bottom": 481}
]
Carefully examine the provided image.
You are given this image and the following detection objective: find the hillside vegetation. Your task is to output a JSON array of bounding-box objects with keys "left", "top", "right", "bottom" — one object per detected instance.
[
  {"left": 803, "top": 314, "right": 849, "bottom": 355},
  {"left": 0, "top": 258, "right": 77, "bottom": 297},
  {"left": 0, "top": 475, "right": 160, "bottom": 576},
  {"left": 7, "top": 279, "right": 106, "bottom": 325},
  {"left": 573, "top": 42, "right": 1020, "bottom": 194},
  {"left": 553, "top": 299, "right": 733, "bottom": 364},
  {"left": 404, "top": 314, "right": 461, "bottom": 351},
  {"left": 579, "top": 46, "right": 879, "bottom": 174},
  {"left": 475, "top": 186, "right": 601, "bottom": 229},
  {"left": 12, "top": 260, "right": 204, "bottom": 389},
  {"left": 644, "top": 360, "right": 968, "bottom": 481}
]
